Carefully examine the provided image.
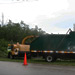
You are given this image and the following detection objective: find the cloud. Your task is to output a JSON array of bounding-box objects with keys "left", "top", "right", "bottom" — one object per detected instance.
[
  {"left": 0, "top": 0, "right": 74, "bottom": 34},
  {"left": 32, "top": 12, "right": 75, "bottom": 33},
  {"left": 28, "top": 0, "right": 75, "bottom": 34}
]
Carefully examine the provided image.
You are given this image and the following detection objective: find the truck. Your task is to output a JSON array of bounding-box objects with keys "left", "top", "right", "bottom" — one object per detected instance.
[
  {"left": 8, "top": 29, "right": 75, "bottom": 62},
  {"left": 30, "top": 29, "right": 75, "bottom": 62}
]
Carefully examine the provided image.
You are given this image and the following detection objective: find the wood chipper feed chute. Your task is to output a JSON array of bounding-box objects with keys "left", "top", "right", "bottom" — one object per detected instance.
[{"left": 19, "top": 45, "right": 30, "bottom": 51}]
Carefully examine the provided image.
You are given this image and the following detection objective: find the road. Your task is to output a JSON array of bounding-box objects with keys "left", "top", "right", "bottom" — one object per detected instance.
[{"left": 0, "top": 61, "right": 75, "bottom": 75}]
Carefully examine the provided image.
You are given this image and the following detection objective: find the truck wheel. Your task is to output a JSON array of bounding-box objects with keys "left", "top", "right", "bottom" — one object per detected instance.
[
  {"left": 8, "top": 53, "right": 14, "bottom": 59},
  {"left": 10, "top": 55, "right": 14, "bottom": 59},
  {"left": 45, "top": 55, "right": 55, "bottom": 62}
]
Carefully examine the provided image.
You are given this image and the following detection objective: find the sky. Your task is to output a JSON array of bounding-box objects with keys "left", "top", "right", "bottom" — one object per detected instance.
[{"left": 0, "top": 0, "right": 75, "bottom": 34}]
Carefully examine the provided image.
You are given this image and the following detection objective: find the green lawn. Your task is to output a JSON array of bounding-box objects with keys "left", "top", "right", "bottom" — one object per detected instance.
[{"left": 0, "top": 57, "right": 75, "bottom": 66}]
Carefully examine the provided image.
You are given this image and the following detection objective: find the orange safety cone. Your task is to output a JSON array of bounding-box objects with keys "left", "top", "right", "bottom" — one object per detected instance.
[{"left": 23, "top": 53, "right": 28, "bottom": 65}]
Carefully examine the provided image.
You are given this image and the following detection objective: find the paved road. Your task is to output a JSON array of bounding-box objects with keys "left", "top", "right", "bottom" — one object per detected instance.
[{"left": 0, "top": 61, "right": 75, "bottom": 75}]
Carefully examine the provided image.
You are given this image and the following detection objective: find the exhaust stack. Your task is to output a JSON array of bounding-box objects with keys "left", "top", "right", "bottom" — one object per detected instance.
[{"left": 73, "top": 24, "right": 75, "bottom": 31}]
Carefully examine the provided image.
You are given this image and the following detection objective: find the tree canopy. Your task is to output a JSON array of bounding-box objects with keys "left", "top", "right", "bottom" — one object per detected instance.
[{"left": 0, "top": 20, "right": 46, "bottom": 43}]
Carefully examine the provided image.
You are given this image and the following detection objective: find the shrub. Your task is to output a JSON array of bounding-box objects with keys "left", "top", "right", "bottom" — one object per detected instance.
[{"left": 0, "top": 39, "right": 8, "bottom": 57}]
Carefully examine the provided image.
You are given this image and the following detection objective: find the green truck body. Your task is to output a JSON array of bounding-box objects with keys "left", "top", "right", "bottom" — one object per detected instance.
[{"left": 30, "top": 31, "right": 75, "bottom": 62}]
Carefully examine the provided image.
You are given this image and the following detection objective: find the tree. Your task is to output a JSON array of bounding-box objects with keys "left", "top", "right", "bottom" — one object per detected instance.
[{"left": 0, "top": 20, "right": 46, "bottom": 43}]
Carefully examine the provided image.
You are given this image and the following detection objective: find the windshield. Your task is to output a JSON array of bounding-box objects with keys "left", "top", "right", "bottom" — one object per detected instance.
[{"left": 7, "top": 46, "right": 11, "bottom": 49}]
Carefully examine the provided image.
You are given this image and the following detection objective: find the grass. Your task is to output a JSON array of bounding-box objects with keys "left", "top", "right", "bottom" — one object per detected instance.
[{"left": 0, "top": 57, "right": 75, "bottom": 66}]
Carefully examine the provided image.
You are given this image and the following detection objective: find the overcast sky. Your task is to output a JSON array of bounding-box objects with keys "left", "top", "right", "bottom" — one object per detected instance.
[{"left": 0, "top": 0, "right": 75, "bottom": 34}]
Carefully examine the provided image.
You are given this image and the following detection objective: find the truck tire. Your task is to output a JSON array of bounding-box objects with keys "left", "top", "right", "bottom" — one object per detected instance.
[
  {"left": 8, "top": 52, "right": 14, "bottom": 59},
  {"left": 10, "top": 55, "right": 14, "bottom": 59},
  {"left": 45, "top": 55, "right": 56, "bottom": 62}
]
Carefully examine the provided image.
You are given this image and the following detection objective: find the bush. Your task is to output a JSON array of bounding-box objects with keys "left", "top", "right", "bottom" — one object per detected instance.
[{"left": 0, "top": 39, "right": 8, "bottom": 57}]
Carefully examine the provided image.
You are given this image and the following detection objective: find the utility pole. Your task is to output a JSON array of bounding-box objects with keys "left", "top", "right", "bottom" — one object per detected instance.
[{"left": 2, "top": 13, "right": 4, "bottom": 26}]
